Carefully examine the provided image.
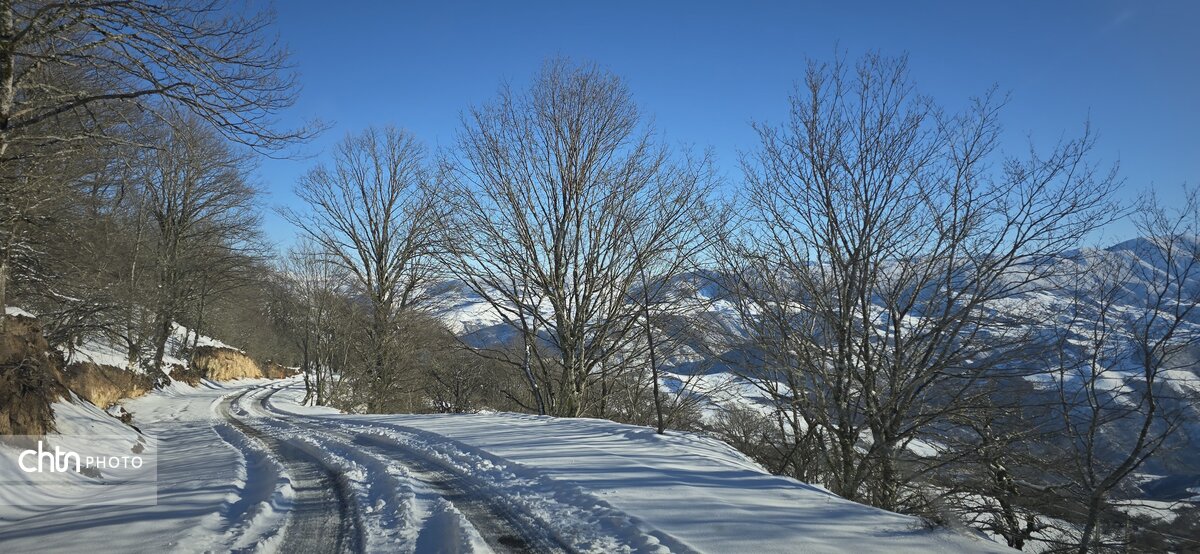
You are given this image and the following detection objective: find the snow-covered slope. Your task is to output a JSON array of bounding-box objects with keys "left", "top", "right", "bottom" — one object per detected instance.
[
  {"left": 425, "top": 237, "right": 1200, "bottom": 522},
  {"left": 2, "top": 377, "right": 1012, "bottom": 552},
  {"left": 283, "top": 407, "right": 1011, "bottom": 552},
  {"left": 427, "top": 238, "right": 1200, "bottom": 437}
]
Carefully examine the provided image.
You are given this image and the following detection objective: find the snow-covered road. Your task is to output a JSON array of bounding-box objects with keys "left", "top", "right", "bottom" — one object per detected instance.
[
  {"left": 0, "top": 378, "right": 1014, "bottom": 553},
  {"left": 228, "top": 383, "right": 569, "bottom": 553},
  {"left": 219, "top": 387, "right": 364, "bottom": 553}
]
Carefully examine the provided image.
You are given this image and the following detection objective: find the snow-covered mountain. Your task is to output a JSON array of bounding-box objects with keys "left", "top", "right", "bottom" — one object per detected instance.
[{"left": 425, "top": 238, "right": 1200, "bottom": 502}]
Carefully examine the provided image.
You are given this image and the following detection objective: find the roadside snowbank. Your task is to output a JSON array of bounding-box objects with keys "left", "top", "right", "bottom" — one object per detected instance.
[
  {"left": 0, "top": 380, "right": 290, "bottom": 553},
  {"left": 268, "top": 380, "right": 1012, "bottom": 553}
]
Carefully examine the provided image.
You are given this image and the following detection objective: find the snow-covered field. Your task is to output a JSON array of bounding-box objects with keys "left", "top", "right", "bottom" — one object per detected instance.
[{"left": 0, "top": 377, "right": 1011, "bottom": 553}]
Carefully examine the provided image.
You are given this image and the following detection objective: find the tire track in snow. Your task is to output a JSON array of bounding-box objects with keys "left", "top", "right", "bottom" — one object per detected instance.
[
  {"left": 206, "top": 420, "right": 291, "bottom": 551},
  {"left": 250, "top": 383, "right": 572, "bottom": 554},
  {"left": 220, "top": 387, "right": 365, "bottom": 553},
  {"left": 259, "top": 381, "right": 689, "bottom": 554}
]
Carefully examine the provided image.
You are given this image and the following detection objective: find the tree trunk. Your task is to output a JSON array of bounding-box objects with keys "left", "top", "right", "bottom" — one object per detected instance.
[
  {"left": 1077, "top": 494, "right": 1104, "bottom": 554},
  {"left": 151, "top": 308, "right": 172, "bottom": 380},
  {"left": 521, "top": 329, "right": 545, "bottom": 415},
  {"left": 643, "top": 297, "right": 666, "bottom": 434},
  {"left": 0, "top": 257, "right": 7, "bottom": 333},
  {"left": 125, "top": 338, "right": 140, "bottom": 372},
  {"left": 191, "top": 284, "right": 208, "bottom": 354},
  {"left": 300, "top": 334, "right": 312, "bottom": 404},
  {"left": 557, "top": 339, "right": 583, "bottom": 417},
  {"left": 0, "top": 0, "right": 15, "bottom": 333}
]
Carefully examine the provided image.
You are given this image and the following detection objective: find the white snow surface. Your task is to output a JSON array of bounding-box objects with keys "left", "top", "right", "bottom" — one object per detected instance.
[
  {"left": 2, "top": 376, "right": 1011, "bottom": 553},
  {"left": 293, "top": 412, "right": 1011, "bottom": 552},
  {"left": 3, "top": 306, "right": 35, "bottom": 318},
  {"left": 0, "top": 379, "right": 289, "bottom": 552},
  {"left": 5, "top": 291, "right": 1015, "bottom": 551}
]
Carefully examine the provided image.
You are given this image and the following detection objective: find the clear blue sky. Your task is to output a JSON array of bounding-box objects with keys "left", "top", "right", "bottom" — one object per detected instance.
[{"left": 258, "top": 0, "right": 1199, "bottom": 246}]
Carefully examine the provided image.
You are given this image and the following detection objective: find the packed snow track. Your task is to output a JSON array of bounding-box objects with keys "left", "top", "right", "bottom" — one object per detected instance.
[
  {"left": 225, "top": 382, "right": 572, "bottom": 553},
  {"left": 220, "top": 387, "right": 365, "bottom": 553}
]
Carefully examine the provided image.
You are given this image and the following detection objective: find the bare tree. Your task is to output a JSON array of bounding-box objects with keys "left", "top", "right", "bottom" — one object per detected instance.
[
  {"left": 626, "top": 153, "right": 720, "bottom": 433},
  {"left": 720, "top": 52, "right": 1117, "bottom": 510},
  {"left": 136, "top": 117, "right": 261, "bottom": 379},
  {"left": 178, "top": 233, "right": 267, "bottom": 357},
  {"left": 1048, "top": 189, "right": 1200, "bottom": 553},
  {"left": 445, "top": 59, "right": 714, "bottom": 418},
  {"left": 0, "top": 114, "right": 94, "bottom": 327},
  {"left": 1, "top": 117, "right": 123, "bottom": 341},
  {"left": 281, "top": 242, "right": 346, "bottom": 406},
  {"left": 284, "top": 126, "right": 442, "bottom": 413},
  {"left": 930, "top": 390, "right": 1066, "bottom": 550},
  {"left": 0, "top": 0, "right": 315, "bottom": 321}
]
